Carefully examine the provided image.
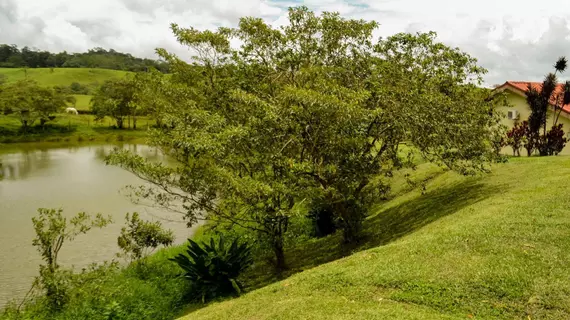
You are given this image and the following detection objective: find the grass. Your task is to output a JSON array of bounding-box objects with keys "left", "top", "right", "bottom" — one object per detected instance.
[
  {"left": 177, "top": 156, "right": 570, "bottom": 320},
  {"left": 0, "top": 68, "right": 128, "bottom": 87},
  {"left": 0, "top": 113, "right": 153, "bottom": 144},
  {"left": 5, "top": 156, "right": 570, "bottom": 320},
  {"left": 68, "top": 94, "right": 93, "bottom": 111}
]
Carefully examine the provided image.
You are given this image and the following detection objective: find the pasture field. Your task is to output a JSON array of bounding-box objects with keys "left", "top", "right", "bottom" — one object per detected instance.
[{"left": 0, "top": 68, "right": 128, "bottom": 87}]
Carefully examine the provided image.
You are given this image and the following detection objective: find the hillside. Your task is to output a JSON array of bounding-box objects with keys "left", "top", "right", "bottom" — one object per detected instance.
[
  {"left": 0, "top": 67, "right": 128, "bottom": 87},
  {"left": 181, "top": 156, "right": 570, "bottom": 320}
]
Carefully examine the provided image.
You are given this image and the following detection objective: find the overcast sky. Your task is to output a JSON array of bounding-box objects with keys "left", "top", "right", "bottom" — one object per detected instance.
[{"left": 2, "top": 0, "right": 570, "bottom": 85}]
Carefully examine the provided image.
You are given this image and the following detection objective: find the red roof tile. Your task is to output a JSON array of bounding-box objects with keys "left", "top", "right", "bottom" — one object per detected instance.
[{"left": 500, "top": 81, "right": 570, "bottom": 113}]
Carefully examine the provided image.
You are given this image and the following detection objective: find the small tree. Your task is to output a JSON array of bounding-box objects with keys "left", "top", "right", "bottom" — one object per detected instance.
[
  {"left": 31, "top": 208, "right": 112, "bottom": 310},
  {"left": 526, "top": 57, "right": 570, "bottom": 156},
  {"left": 117, "top": 212, "right": 174, "bottom": 263},
  {"left": 545, "top": 124, "right": 567, "bottom": 155},
  {"left": 31, "top": 87, "right": 66, "bottom": 127},
  {"left": 91, "top": 78, "right": 135, "bottom": 129}
]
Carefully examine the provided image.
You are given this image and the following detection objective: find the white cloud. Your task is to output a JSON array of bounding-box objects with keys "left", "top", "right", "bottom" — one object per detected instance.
[{"left": 2, "top": 0, "right": 570, "bottom": 84}]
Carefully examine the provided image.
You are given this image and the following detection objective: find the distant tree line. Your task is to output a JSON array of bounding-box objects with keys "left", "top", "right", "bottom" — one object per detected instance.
[{"left": 0, "top": 45, "right": 169, "bottom": 73}]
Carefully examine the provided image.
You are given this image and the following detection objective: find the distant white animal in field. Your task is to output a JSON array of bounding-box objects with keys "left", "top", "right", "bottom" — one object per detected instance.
[{"left": 65, "top": 107, "right": 78, "bottom": 115}]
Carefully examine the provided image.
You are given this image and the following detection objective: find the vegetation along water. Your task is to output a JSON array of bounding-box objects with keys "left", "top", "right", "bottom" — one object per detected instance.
[{"left": 1, "top": 5, "right": 570, "bottom": 320}]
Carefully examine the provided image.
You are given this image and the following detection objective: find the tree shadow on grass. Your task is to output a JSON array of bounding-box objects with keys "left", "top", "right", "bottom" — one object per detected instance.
[
  {"left": 360, "top": 177, "right": 502, "bottom": 250},
  {"left": 249, "top": 177, "right": 503, "bottom": 289},
  {"left": 178, "top": 177, "right": 504, "bottom": 316}
]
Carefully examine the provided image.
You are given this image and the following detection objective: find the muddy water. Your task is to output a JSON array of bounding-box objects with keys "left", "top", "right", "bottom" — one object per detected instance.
[{"left": 0, "top": 143, "right": 195, "bottom": 307}]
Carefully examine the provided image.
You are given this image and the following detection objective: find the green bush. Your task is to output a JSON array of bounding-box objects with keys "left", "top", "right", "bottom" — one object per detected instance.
[
  {"left": 117, "top": 212, "right": 175, "bottom": 263},
  {"left": 170, "top": 235, "right": 253, "bottom": 302},
  {"left": 69, "top": 82, "right": 89, "bottom": 94}
]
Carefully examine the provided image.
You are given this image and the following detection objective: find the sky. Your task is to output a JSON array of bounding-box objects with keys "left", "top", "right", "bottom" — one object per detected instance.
[{"left": 2, "top": 0, "right": 570, "bottom": 85}]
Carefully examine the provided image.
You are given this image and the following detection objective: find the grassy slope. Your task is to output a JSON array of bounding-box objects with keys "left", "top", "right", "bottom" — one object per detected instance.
[
  {"left": 0, "top": 68, "right": 145, "bottom": 144},
  {"left": 0, "top": 67, "right": 127, "bottom": 111},
  {"left": 0, "top": 68, "right": 127, "bottom": 87},
  {"left": 182, "top": 156, "right": 570, "bottom": 320}
]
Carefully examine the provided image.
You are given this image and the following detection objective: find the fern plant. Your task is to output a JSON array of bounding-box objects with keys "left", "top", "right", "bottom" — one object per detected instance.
[{"left": 170, "top": 234, "right": 253, "bottom": 302}]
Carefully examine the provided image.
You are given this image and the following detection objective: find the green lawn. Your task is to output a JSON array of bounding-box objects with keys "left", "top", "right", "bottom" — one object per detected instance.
[
  {"left": 0, "top": 68, "right": 128, "bottom": 87},
  {"left": 0, "top": 113, "right": 153, "bottom": 144},
  {"left": 67, "top": 94, "right": 92, "bottom": 110},
  {"left": 179, "top": 156, "right": 570, "bottom": 320}
]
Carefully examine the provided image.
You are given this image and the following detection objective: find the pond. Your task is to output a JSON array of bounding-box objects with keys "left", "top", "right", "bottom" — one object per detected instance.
[{"left": 0, "top": 143, "right": 197, "bottom": 307}]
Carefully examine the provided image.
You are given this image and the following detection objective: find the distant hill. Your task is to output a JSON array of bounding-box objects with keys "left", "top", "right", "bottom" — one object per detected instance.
[
  {"left": 0, "top": 45, "right": 168, "bottom": 73},
  {"left": 0, "top": 67, "right": 128, "bottom": 87}
]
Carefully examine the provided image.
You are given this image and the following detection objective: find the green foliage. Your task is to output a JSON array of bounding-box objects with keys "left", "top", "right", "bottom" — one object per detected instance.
[
  {"left": 2, "top": 252, "right": 189, "bottom": 320},
  {"left": 117, "top": 212, "right": 175, "bottom": 263},
  {"left": 107, "top": 7, "right": 503, "bottom": 272},
  {"left": 69, "top": 82, "right": 90, "bottom": 94},
  {"left": 0, "top": 80, "right": 67, "bottom": 129},
  {"left": 91, "top": 77, "right": 136, "bottom": 129},
  {"left": 0, "top": 44, "right": 168, "bottom": 72},
  {"left": 31, "top": 208, "right": 112, "bottom": 310},
  {"left": 170, "top": 235, "right": 253, "bottom": 302}
]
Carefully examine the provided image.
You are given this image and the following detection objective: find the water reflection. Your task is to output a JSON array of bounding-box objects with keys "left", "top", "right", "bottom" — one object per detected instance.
[
  {"left": 0, "top": 149, "right": 54, "bottom": 180},
  {"left": 0, "top": 143, "right": 195, "bottom": 307}
]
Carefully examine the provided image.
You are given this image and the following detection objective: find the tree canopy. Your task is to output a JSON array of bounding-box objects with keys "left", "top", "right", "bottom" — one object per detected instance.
[
  {"left": 0, "top": 45, "right": 169, "bottom": 73},
  {"left": 0, "top": 80, "right": 67, "bottom": 128},
  {"left": 106, "top": 7, "right": 505, "bottom": 270}
]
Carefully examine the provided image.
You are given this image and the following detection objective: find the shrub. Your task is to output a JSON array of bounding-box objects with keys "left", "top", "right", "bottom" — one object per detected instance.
[
  {"left": 545, "top": 124, "right": 568, "bottom": 155},
  {"left": 69, "top": 82, "right": 89, "bottom": 94},
  {"left": 506, "top": 121, "right": 527, "bottom": 156},
  {"left": 31, "top": 208, "right": 112, "bottom": 310},
  {"left": 170, "top": 235, "right": 253, "bottom": 302},
  {"left": 117, "top": 212, "right": 175, "bottom": 263}
]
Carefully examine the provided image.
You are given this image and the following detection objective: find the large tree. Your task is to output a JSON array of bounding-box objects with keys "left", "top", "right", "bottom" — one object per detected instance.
[{"left": 107, "top": 7, "right": 504, "bottom": 270}]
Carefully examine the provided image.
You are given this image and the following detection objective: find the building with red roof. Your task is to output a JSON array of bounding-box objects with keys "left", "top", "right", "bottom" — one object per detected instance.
[{"left": 494, "top": 81, "right": 570, "bottom": 155}]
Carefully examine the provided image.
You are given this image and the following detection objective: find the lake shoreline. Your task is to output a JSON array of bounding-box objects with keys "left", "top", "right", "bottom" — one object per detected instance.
[{"left": 0, "top": 143, "right": 191, "bottom": 308}]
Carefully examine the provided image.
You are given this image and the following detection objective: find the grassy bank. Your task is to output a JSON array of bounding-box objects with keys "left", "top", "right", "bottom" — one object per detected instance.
[
  {"left": 0, "top": 114, "right": 152, "bottom": 144},
  {"left": 5, "top": 156, "right": 570, "bottom": 319},
  {"left": 180, "top": 156, "right": 570, "bottom": 320}
]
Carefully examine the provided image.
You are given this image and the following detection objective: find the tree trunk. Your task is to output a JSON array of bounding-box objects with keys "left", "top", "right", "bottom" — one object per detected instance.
[
  {"left": 272, "top": 237, "right": 286, "bottom": 272},
  {"left": 133, "top": 116, "right": 137, "bottom": 129},
  {"left": 336, "top": 200, "right": 364, "bottom": 244},
  {"left": 116, "top": 118, "right": 123, "bottom": 129}
]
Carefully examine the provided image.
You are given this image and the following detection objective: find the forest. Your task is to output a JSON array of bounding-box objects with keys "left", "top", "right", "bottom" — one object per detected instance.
[{"left": 0, "top": 45, "right": 169, "bottom": 73}]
